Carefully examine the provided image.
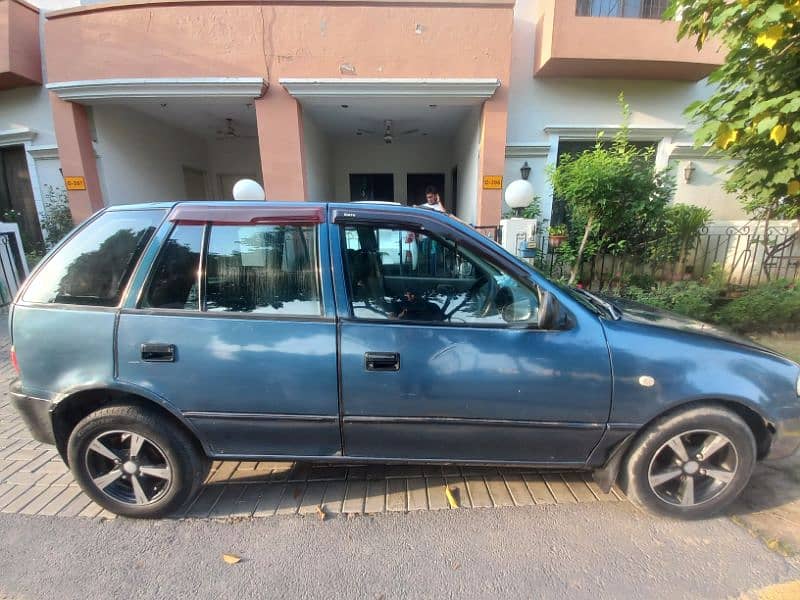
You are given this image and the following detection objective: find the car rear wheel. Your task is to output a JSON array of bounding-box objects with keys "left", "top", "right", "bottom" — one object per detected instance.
[
  {"left": 621, "top": 405, "right": 756, "bottom": 519},
  {"left": 67, "top": 404, "right": 209, "bottom": 519}
]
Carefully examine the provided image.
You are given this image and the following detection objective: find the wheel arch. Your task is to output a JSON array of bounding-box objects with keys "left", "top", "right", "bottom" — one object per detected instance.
[
  {"left": 595, "top": 397, "right": 773, "bottom": 493},
  {"left": 51, "top": 384, "right": 210, "bottom": 464}
]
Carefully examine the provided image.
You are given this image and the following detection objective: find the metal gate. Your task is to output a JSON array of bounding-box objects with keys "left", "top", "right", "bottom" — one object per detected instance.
[{"left": 0, "top": 223, "right": 28, "bottom": 306}]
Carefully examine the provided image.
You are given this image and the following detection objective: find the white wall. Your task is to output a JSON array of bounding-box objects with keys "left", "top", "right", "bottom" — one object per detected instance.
[
  {"left": 207, "top": 137, "right": 262, "bottom": 199},
  {"left": 330, "top": 135, "right": 455, "bottom": 205},
  {"left": 504, "top": 0, "right": 748, "bottom": 222},
  {"left": 453, "top": 107, "right": 481, "bottom": 225},
  {"left": 302, "top": 112, "right": 333, "bottom": 202},
  {"left": 92, "top": 105, "right": 209, "bottom": 205}
]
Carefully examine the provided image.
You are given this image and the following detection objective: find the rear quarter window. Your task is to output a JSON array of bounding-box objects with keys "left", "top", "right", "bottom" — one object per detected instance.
[{"left": 23, "top": 209, "right": 164, "bottom": 306}]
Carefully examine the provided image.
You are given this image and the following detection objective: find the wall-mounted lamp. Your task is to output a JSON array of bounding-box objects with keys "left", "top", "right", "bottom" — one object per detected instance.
[
  {"left": 683, "top": 161, "right": 696, "bottom": 184},
  {"left": 520, "top": 161, "right": 531, "bottom": 180}
]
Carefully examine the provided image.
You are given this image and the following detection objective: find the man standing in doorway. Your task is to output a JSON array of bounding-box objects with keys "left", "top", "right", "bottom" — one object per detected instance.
[{"left": 423, "top": 185, "right": 445, "bottom": 212}]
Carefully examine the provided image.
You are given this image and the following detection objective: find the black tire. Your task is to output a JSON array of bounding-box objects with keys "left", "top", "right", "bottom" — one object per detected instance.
[
  {"left": 621, "top": 405, "right": 756, "bottom": 519},
  {"left": 67, "top": 404, "right": 209, "bottom": 519}
]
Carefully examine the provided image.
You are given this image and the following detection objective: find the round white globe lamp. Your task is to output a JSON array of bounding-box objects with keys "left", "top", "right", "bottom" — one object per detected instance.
[
  {"left": 504, "top": 178, "right": 535, "bottom": 218},
  {"left": 232, "top": 178, "right": 266, "bottom": 201}
]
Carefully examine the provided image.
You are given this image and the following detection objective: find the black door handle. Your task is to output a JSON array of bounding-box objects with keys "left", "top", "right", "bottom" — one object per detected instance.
[
  {"left": 365, "top": 352, "right": 400, "bottom": 372},
  {"left": 141, "top": 343, "right": 176, "bottom": 362}
]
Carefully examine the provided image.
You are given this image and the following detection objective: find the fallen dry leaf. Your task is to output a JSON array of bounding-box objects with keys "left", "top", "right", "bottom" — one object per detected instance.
[
  {"left": 222, "top": 554, "right": 241, "bottom": 565},
  {"left": 316, "top": 505, "right": 327, "bottom": 521}
]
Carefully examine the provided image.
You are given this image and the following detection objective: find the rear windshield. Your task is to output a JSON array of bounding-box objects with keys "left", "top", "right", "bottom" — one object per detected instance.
[{"left": 23, "top": 209, "right": 164, "bottom": 307}]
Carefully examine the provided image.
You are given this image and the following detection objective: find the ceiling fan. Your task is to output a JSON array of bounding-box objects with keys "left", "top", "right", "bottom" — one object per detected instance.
[{"left": 355, "top": 120, "right": 421, "bottom": 143}]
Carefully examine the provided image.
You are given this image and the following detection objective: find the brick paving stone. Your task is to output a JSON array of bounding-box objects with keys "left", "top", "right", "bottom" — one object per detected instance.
[
  {"left": 523, "top": 473, "right": 557, "bottom": 504},
  {"left": 503, "top": 473, "right": 535, "bottom": 507},
  {"left": 79, "top": 502, "right": 105, "bottom": 518},
  {"left": 341, "top": 479, "right": 366, "bottom": 513},
  {"left": 34, "top": 460, "right": 69, "bottom": 475},
  {"left": 541, "top": 473, "right": 577, "bottom": 504},
  {"left": 581, "top": 473, "right": 619, "bottom": 502},
  {"left": 19, "top": 485, "right": 64, "bottom": 515},
  {"left": 207, "top": 461, "right": 240, "bottom": 484},
  {"left": 275, "top": 482, "right": 305, "bottom": 515},
  {"left": 464, "top": 475, "right": 493, "bottom": 508},
  {"left": 442, "top": 475, "right": 471, "bottom": 508},
  {"left": 309, "top": 465, "right": 348, "bottom": 481},
  {"left": 252, "top": 484, "right": 285, "bottom": 517},
  {"left": 298, "top": 481, "right": 327, "bottom": 515},
  {"left": 6, "top": 470, "right": 46, "bottom": 486},
  {"left": 0, "top": 459, "right": 27, "bottom": 483},
  {"left": 386, "top": 478, "right": 407, "bottom": 512},
  {"left": 208, "top": 484, "right": 245, "bottom": 517},
  {"left": 59, "top": 493, "right": 94, "bottom": 518},
  {"left": 407, "top": 477, "right": 428, "bottom": 511},
  {"left": 1, "top": 485, "right": 46, "bottom": 513},
  {"left": 210, "top": 484, "right": 257, "bottom": 518},
  {"left": 184, "top": 486, "right": 225, "bottom": 518},
  {"left": 364, "top": 478, "right": 386, "bottom": 514},
  {"left": 38, "top": 486, "right": 83, "bottom": 516},
  {"left": 425, "top": 476, "right": 450, "bottom": 510},
  {"left": 485, "top": 474, "right": 515, "bottom": 507},
  {"left": 561, "top": 473, "right": 597, "bottom": 503},
  {"left": 321, "top": 480, "right": 346, "bottom": 513}
]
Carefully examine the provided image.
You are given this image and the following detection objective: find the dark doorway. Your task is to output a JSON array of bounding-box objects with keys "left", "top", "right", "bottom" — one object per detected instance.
[
  {"left": 349, "top": 174, "right": 394, "bottom": 202},
  {"left": 0, "top": 146, "right": 43, "bottom": 251},
  {"left": 407, "top": 173, "right": 446, "bottom": 210}
]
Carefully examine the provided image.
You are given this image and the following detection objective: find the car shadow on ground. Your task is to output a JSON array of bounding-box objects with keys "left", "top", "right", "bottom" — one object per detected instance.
[{"left": 173, "top": 461, "right": 626, "bottom": 520}]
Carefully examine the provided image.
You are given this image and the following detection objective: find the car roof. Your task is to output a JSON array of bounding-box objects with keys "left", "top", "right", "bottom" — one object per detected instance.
[{"left": 105, "top": 201, "right": 448, "bottom": 218}]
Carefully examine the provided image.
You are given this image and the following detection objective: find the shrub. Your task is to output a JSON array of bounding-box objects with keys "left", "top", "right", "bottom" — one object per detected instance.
[
  {"left": 716, "top": 280, "right": 800, "bottom": 332},
  {"left": 623, "top": 280, "right": 722, "bottom": 322},
  {"left": 41, "top": 185, "right": 74, "bottom": 248}
]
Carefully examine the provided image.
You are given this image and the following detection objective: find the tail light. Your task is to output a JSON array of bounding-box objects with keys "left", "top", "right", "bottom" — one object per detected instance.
[{"left": 10, "top": 346, "right": 19, "bottom": 374}]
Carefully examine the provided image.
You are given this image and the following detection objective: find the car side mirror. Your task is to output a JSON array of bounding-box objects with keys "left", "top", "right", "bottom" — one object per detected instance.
[{"left": 537, "top": 290, "right": 560, "bottom": 330}]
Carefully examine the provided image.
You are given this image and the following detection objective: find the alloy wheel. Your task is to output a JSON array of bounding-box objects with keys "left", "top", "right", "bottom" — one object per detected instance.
[
  {"left": 647, "top": 429, "right": 739, "bottom": 507},
  {"left": 84, "top": 430, "right": 173, "bottom": 506}
]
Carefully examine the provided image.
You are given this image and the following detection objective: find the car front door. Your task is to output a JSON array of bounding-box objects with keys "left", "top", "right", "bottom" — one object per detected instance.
[
  {"left": 117, "top": 205, "right": 341, "bottom": 458},
  {"left": 333, "top": 208, "right": 612, "bottom": 464}
]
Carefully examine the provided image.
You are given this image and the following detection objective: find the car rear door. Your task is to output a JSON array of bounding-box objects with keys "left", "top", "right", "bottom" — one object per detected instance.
[
  {"left": 117, "top": 204, "right": 341, "bottom": 459},
  {"left": 331, "top": 206, "right": 612, "bottom": 464}
]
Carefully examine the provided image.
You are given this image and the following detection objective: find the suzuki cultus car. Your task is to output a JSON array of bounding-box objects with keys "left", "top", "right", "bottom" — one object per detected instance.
[{"left": 10, "top": 202, "right": 800, "bottom": 518}]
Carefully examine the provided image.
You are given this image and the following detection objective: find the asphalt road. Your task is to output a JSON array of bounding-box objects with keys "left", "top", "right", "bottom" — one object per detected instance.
[{"left": 0, "top": 502, "right": 797, "bottom": 600}]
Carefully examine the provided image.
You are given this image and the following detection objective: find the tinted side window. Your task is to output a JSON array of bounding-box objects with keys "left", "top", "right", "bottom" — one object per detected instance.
[
  {"left": 205, "top": 224, "right": 321, "bottom": 315},
  {"left": 23, "top": 210, "right": 163, "bottom": 306},
  {"left": 343, "top": 224, "right": 540, "bottom": 325},
  {"left": 142, "top": 225, "right": 203, "bottom": 310}
]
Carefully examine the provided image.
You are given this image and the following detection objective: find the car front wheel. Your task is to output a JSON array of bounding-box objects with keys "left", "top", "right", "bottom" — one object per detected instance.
[
  {"left": 621, "top": 405, "right": 756, "bottom": 519},
  {"left": 67, "top": 404, "right": 208, "bottom": 518}
]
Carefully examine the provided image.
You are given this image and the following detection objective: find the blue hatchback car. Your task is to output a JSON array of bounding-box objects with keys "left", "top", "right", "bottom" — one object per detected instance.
[{"left": 9, "top": 202, "right": 800, "bottom": 519}]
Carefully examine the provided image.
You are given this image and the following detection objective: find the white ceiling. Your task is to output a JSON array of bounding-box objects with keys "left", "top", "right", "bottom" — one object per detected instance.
[
  {"left": 123, "top": 99, "right": 258, "bottom": 140},
  {"left": 117, "top": 96, "right": 476, "bottom": 142},
  {"left": 301, "top": 98, "right": 474, "bottom": 139}
]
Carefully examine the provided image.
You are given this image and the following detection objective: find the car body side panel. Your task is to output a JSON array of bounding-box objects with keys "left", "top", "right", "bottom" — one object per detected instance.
[
  {"left": 603, "top": 318, "right": 800, "bottom": 427},
  {"left": 12, "top": 305, "right": 116, "bottom": 400},
  {"left": 116, "top": 312, "right": 340, "bottom": 456}
]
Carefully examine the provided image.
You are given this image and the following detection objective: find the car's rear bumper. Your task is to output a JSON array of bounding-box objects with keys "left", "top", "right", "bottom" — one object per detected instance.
[
  {"left": 765, "top": 414, "right": 800, "bottom": 460},
  {"left": 9, "top": 380, "right": 56, "bottom": 446}
]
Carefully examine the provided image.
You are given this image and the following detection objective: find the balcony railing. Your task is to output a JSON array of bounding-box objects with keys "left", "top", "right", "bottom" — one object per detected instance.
[{"left": 576, "top": 0, "right": 670, "bottom": 19}]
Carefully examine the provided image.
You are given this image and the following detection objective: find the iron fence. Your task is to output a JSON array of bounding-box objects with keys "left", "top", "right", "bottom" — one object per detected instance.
[
  {"left": 518, "top": 223, "right": 800, "bottom": 291},
  {"left": 0, "top": 230, "right": 26, "bottom": 306}
]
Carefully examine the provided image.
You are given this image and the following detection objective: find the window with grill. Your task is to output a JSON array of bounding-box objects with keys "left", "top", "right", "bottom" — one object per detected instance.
[{"left": 576, "top": 0, "right": 670, "bottom": 19}]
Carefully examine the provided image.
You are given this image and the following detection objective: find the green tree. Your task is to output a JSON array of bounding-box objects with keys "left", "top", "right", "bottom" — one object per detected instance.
[
  {"left": 667, "top": 0, "right": 800, "bottom": 220},
  {"left": 549, "top": 98, "right": 675, "bottom": 284}
]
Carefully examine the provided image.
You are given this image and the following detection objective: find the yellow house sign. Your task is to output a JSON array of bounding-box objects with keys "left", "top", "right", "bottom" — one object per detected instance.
[
  {"left": 64, "top": 176, "right": 87, "bottom": 191},
  {"left": 482, "top": 175, "right": 503, "bottom": 189}
]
